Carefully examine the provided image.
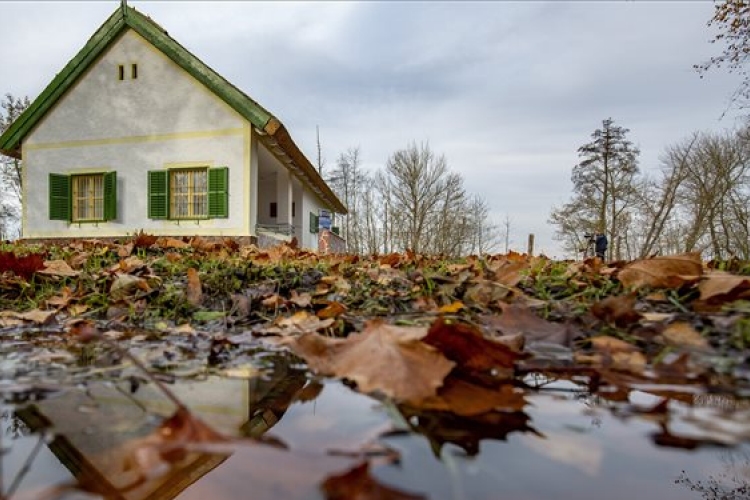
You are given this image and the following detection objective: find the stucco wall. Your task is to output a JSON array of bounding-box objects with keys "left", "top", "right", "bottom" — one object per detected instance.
[
  {"left": 301, "top": 188, "right": 324, "bottom": 250},
  {"left": 23, "top": 29, "right": 252, "bottom": 239}
]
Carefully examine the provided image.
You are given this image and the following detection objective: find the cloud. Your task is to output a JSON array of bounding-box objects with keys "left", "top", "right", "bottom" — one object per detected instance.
[{"left": 0, "top": 1, "right": 744, "bottom": 256}]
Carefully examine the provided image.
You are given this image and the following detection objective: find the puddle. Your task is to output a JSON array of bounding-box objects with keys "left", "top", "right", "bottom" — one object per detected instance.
[{"left": 1, "top": 349, "right": 750, "bottom": 499}]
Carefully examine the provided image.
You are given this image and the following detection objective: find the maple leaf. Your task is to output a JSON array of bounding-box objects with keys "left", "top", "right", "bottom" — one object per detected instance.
[
  {"left": 321, "top": 462, "right": 426, "bottom": 500},
  {"left": 287, "top": 319, "right": 454, "bottom": 401},
  {"left": 422, "top": 317, "right": 524, "bottom": 384},
  {"left": 617, "top": 252, "right": 702, "bottom": 289}
]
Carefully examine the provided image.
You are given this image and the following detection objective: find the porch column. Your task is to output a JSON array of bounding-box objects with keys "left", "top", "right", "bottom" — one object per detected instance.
[{"left": 276, "top": 168, "right": 293, "bottom": 228}]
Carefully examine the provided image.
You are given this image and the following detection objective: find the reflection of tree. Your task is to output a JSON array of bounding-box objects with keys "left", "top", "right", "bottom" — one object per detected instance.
[{"left": 675, "top": 451, "right": 750, "bottom": 499}]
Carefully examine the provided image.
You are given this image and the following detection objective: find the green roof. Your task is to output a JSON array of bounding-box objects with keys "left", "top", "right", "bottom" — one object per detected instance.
[{"left": 0, "top": 5, "right": 346, "bottom": 213}]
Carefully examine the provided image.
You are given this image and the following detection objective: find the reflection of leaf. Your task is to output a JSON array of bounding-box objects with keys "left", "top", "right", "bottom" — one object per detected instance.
[
  {"left": 321, "top": 461, "right": 426, "bottom": 500},
  {"left": 410, "top": 377, "right": 526, "bottom": 416},
  {"left": 287, "top": 320, "right": 454, "bottom": 401},
  {"left": 398, "top": 406, "right": 537, "bottom": 457},
  {"left": 618, "top": 253, "right": 702, "bottom": 289},
  {"left": 423, "top": 317, "right": 522, "bottom": 384}
]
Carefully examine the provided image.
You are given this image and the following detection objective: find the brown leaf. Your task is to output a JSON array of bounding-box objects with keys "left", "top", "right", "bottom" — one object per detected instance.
[
  {"left": 133, "top": 230, "right": 158, "bottom": 248},
  {"left": 38, "top": 259, "right": 80, "bottom": 277},
  {"left": 590, "top": 293, "right": 642, "bottom": 327},
  {"left": 263, "top": 311, "right": 335, "bottom": 336},
  {"left": 422, "top": 317, "right": 523, "bottom": 383},
  {"left": 68, "top": 319, "right": 101, "bottom": 342},
  {"left": 484, "top": 303, "right": 571, "bottom": 346},
  {"left": 617, "top": 252, "right": 702, "bottom": 289},
  {"left": 321, "top": 462, "right": 426, "bottom": 500},
  {"left": 463, "top": 280, "right": 513, "bottom": 306},
  {"left": 186, "top": 268, "right": 203, "bottom": 307},
  {"left": 590, "top": 335, "right": 639, "bottom": 353},
  {"left": 317, "top": 301, "right": 347, "bottom": 319},
  {"left": 661, "top": 322, "right": 710, "bottom": 349},
  {"left": 288, "top": 319, "right": 454, "bottom": 401},
  {"left": 697, "top": 273, "right": 750, "bottom": 305},
  {"left": 261, "top": 294, "right": 285, "bottom": 308},
  {"left": 161, "top": 237, "right": 190, "bottom": 249},
  {"left": 289, "top": 290, "right": 313, "bottom": 308},
  {"left": 411, "top": 377, "right": 526, "bottom": 416}
]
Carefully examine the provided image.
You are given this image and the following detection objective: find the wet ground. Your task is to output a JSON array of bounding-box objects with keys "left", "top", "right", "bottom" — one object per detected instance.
[{"left": 2, "top": 341, "right": 749, "bottom": 500}]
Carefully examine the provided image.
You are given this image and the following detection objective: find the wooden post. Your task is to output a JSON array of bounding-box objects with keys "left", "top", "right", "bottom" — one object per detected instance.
[{"left": 527, "top": 233, "right": 534, "bottom": 256}]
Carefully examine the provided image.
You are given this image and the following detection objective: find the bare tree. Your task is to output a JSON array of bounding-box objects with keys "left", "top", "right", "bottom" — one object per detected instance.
[
  {"left": 0, "top": 93, "right": 30, "bottom": 237},
  {"left": 697, "top": 0, "right": 750, "bottom": 108}
]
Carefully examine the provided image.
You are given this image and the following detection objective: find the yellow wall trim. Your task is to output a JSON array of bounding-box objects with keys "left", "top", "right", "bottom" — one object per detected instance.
[
  {"left": 26, "top": 127, "right": 245, "bottom": 152},
  {"left": 25, "top": 227, "right": 249, "bottom": 239}
]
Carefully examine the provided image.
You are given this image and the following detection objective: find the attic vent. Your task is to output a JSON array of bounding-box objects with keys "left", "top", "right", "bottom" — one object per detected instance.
[
  {"left": 131, "top": 63, "right": 138, "bottom": 79},
  {"left": 118, "top": 65, "right": 124, "bottom": 81}
]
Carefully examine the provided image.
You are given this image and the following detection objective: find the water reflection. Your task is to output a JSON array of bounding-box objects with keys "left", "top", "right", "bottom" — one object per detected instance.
[{"left": 2, "top": 351, "right": 750, "bottom": 499}]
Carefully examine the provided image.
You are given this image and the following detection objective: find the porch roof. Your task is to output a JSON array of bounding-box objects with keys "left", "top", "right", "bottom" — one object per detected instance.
[{"left": 0, "top": 4, "right": 346, "bottom": 214}]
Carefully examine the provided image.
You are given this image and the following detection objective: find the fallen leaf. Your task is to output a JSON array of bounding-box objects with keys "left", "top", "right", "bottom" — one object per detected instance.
[
  {"left": 617, "top": 252, "right": 702, "bottom": 289},
  {"left": 186, "top": 268, "right": 203, "bottom": 307},
  {"left": 317, "top": 301, "right": 347, "bottom": 319},
  {"left": 289, "top": 290, "right": 312, "bottom": 308},
  {"left": 288, "top": 319, "right": 454, "bottom": 401},
  {"left": 590, "top": 336, "right": 639, "bottom": 354},
  {"left": 422, "top": 317, "right": 523, "bottom": 383},
  {"left": 438, "top": 301, "right": 465, "bottom": 314},
  {"left": 484, "top": 303, "right": 571, "bottom": 346},
  {"left": 321, "top": 462, "right": 426, "bottom": 500},
  {"left": 133, "top": 230, "right": 159, "bottom": 248},
  {"left": 263, "top": 311, "right": 335, "bottom": 336},
  {"left": 590, "top": 294, "right": 642, "bottom": 327},
  {"left": 662, "top": 322, "right": 710, "bottom": 349},
  {"left": 697, "top": 273, "right": 750, "bottom": 305},
  {"left": 463, "top": 280, "right": 513, "bottom": 306},
  {"left": 262, "top": 294, "right": 285, "bottom": 308},
  {"left": 110, "top": 274, "right": 148, "bottom": 301},
  {"left": 38, "top": 259, "right": 80, "bottom": 277},
  {"left": 161, "top": 237, "right": 190, "bottom": 249},
  {"left": 0, "top": 251, "right": 46, "bottom": 280}
]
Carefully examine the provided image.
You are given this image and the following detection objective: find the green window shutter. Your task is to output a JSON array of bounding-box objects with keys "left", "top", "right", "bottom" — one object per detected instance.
[
  {"left": 309, "top": 212, "right": 319, "bottom": 234},
  {"left": 103, "top": 171, "right": 117, "bottom": 221},
  {"left": 208, "top": 167, "right": 229, "bottom": 218},
  {"left": 148, "top": 170, "right": 168, "bottom": 219},
  {"left": 49, "top": 173, "right": 70, "bottom": 221}
]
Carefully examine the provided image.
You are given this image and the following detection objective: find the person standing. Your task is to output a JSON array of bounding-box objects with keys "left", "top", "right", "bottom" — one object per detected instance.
[{"left": 595, "top": 232, "right": 608, "bottom": 260}]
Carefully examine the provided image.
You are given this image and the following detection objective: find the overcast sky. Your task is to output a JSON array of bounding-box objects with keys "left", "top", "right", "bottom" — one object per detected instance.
[{"left": 0, "top": 1, "right": 744, "bottom": 256}]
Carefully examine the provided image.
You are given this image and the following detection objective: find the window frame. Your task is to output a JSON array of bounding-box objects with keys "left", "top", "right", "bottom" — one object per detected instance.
[{"left": 169, "top": 167, "right": 209, "bottom": 221}]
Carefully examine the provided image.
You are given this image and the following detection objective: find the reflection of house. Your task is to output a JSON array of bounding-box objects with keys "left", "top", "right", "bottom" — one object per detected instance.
[
  {"left": 0, "top": 4, "right": 345, "bottom": 249},
  {"left": 17, "top": 358, "right": 309, "bottom": 499}
]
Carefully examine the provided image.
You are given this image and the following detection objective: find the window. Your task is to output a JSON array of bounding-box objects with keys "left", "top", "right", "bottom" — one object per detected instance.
[
  {"left": 270, "top": 202, "right": 277, "bottom": 218},
  {"left": 131, "top": 63, "right": 138, "bottom": 79},
  {"left": 118, "top": 65, "right": 124, "bottom": 81},
  {"left": 292, "top": 202, "right": 296, "bottom": 218},
  {"left": 148, "top": 167, "right": 228, "bottom": 220},
  {"left": 309, "top": 212, "right": 319, "bottom": 234},
  {"left": 49, "top": 172, "right": 117, "bottom": 222},
  {"left": 170, "top": 168, "right": 208, "bottom": 219}
]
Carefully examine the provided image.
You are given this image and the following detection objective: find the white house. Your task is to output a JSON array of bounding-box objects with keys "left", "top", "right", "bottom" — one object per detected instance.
[{"left": 0, "top": 4, "right": 346, "bottom": 249}]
